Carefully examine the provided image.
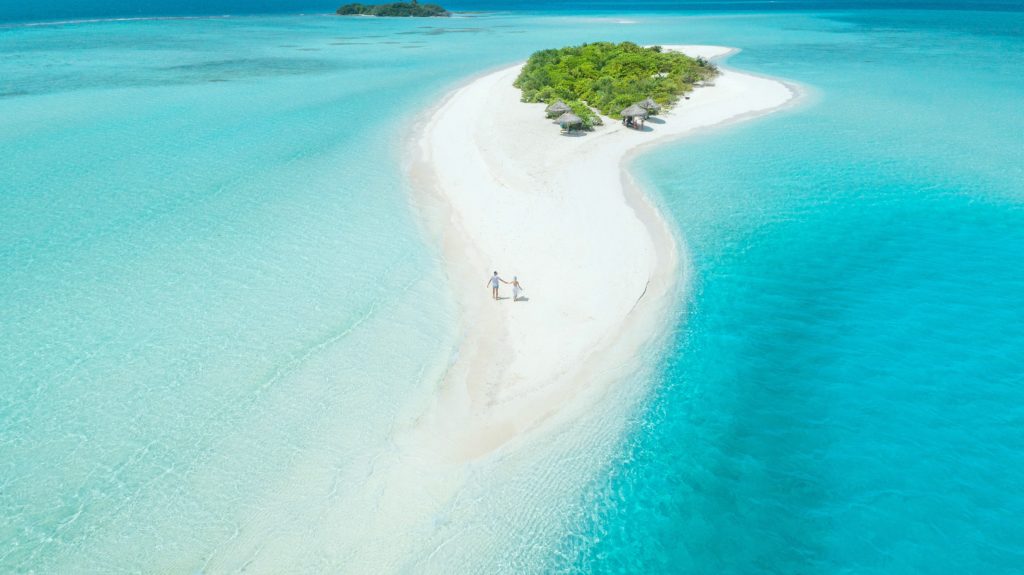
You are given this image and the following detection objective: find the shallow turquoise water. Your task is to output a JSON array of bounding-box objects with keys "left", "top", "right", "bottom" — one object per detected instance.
[{"left": 1, "top": 6, "right": 1022, "bottom": 573}]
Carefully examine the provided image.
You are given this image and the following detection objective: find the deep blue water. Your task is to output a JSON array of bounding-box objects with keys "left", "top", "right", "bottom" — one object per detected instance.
[{"left": 2, "top": 0, "right": 1023, "bottom": 24}]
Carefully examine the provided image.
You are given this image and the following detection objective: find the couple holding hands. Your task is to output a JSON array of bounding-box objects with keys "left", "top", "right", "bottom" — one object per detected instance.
[{"left": 487, "top": 271, "right": 525, "bottom": 302}]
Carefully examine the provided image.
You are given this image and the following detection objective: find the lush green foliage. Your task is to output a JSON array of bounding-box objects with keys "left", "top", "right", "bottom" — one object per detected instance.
[
  {"left": 514, "top": 42, "right": 718, "bottom": 119},
  {"left": 336, "top": 1, "right": 450, "bottom": 17}
]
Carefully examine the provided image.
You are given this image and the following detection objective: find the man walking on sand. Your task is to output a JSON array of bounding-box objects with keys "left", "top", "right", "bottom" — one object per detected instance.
[{"left": 486, "top": 271, "right": 507, "bottom": 300}]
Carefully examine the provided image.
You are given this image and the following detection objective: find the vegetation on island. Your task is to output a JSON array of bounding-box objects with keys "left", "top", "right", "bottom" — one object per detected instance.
[
  {"left": 514, "top": 42, "right": 719, "bottom": 129},
  {"left": 336, "top": 1, "right": 450, "bottom": 17}
]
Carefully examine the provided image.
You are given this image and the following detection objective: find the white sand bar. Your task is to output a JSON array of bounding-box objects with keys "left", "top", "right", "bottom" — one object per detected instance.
[
  {"left": 199, "top": 46, "right": 798, "bottom": 573},
  {"left": 410, "top": 45, "right": 796, "bottom": 459}
]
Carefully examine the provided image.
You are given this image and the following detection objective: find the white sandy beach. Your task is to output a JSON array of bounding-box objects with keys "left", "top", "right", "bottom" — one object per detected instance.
[
  {"left": 201, "top": 45, "right": 797, "bottom": 573},
  {"left": 410, "top": 45, "right": 796, "bottom": 460}
]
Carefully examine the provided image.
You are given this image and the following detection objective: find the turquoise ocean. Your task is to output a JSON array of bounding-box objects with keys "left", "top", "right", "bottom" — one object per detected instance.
[{"left": 1, "top": 2, "right": 1022, "bottom": 572}]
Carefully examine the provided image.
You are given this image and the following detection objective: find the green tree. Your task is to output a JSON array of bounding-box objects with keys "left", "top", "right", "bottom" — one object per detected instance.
[{"left": 514, "top": 42, "right": 718, "bottom": 123}]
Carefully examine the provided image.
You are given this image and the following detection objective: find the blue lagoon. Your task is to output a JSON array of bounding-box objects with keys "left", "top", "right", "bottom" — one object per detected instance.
[{"left": 1, "top": 2, "right": 1022, "bottom": 573}]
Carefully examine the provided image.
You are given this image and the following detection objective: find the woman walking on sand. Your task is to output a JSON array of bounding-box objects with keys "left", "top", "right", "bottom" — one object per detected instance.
[{"left": 511, "top": 276, "right": 525, "bottom": 301}]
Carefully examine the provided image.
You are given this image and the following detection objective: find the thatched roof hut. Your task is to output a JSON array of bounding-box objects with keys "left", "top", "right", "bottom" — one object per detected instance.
[
  {"left": 555, "top": 112, "right": 583, "bottom": 126},
  {"left": 545, "top": 100, "right": 572, "bottom": 117},
  {"left": 621, "top": 104, "right": 648, "bottom": 118},
  {"left": 639, "top": 97, "right": 661, "bottom": 113}
]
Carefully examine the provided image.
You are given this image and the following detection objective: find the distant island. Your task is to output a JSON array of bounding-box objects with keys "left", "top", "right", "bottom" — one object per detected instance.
[
  {"left": 336, "top": 1, "right": 450, "bottom": 17},
  {"left": 514, "top": 42, "right": 719, "bottom": 129}
]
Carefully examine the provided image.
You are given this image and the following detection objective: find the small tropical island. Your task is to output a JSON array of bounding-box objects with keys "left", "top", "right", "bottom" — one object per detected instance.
[
  {"left": 514, "top": 41, "right": 719, "bottom": 130},
  {"left": 336, "top": 1, "right": 450, "bottom": 17}
]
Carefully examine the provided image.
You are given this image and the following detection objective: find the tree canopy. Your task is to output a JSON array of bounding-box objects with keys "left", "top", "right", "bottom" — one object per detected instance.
[
  {"left": 514, "top": 42, "right": 718, "bottom": 120},
  {"left": 336, "top": 2, "right": 450, "bottom": 17}
]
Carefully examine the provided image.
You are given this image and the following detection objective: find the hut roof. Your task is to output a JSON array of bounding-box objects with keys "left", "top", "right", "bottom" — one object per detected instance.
[
  {"left": 555, "top": 112, "right": 583, "bottom": 125},
  {"left": 545, "top": 101, "right": 572, "bottom": 114},
  {"left": 639, "top": 97, "right": 661, "bottom": 110},
  {"left": 621, "top": 104, "right": 648, "bottom": 118}
]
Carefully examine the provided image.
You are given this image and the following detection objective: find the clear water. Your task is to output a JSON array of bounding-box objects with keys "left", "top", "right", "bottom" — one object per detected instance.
[
  {"left": 1, "top": 4, "right": 1022, "bottom": 573},
  {"left": 4, "top": 0, "right": 1024, "bottom": 24},
  {"left": 552, "top": 9, "right": 1024, "bottom": 574}
]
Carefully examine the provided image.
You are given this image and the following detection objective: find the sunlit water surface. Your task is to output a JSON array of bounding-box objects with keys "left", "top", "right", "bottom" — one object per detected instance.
[{"left": 1, "top": 5, "right": 1021, "bottom": 573}]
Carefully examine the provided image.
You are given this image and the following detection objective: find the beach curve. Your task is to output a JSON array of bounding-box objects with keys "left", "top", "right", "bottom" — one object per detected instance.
[{"left": 407, "top": 45, "right": 797, "bottom": 461}]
